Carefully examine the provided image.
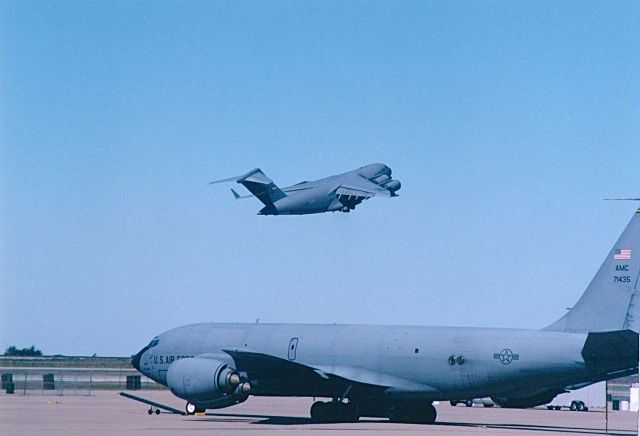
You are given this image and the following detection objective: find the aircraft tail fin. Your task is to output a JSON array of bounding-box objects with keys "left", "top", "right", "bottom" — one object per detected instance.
[
  {"left": 210, "top": 168, "right": 286, "bottom": 206},
  {"left": 546, "top": 208, "right": 640, "bottom": 333},
  {"left": 235, "top": 168, "right": 286, "bottom": 207}
]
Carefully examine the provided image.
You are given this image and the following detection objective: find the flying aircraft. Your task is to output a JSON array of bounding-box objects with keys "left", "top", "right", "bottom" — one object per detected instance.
[
  {"left": 131, "top": 208, "right": 639, "bottom": 424},
  {"left": 209, "top": 163, "right": 401, "bottom": 215}
]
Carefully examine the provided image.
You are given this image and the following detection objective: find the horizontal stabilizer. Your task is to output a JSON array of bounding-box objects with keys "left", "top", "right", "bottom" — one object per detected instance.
[
  {"left": 210, "top": 168, "right": 286, "bottom": 207},
  {"left": 208, "top": 168, "right": 264, "bottom": 185},
  {"left": 230, "top": 188, "right": 252, "bottom": 200},
  {"left": 581, "top": 329, "right": 638, "bottom": 370}
]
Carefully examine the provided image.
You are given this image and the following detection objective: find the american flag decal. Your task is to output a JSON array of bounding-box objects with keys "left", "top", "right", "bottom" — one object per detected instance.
[{"left": 613, "top": 249, "right": 632, "bottom": 260}]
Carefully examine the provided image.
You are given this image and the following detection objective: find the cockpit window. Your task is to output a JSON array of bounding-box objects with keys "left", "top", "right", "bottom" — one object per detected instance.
[{"left": 148, "top": 338, "right": 160, "bottom": 348}]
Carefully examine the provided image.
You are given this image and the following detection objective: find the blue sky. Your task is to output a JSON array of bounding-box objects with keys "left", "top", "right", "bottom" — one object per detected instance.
[{"left": 1, "top": 1, "right": 639, "bottom": 356}]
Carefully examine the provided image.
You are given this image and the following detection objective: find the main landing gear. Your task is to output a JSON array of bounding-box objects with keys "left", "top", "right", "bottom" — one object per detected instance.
[
  {"left": 389, "top": 402, "right": 437, "bottom": 424},
  {"left": 310, "top": 400, "right": 359, "bottom": 423},
  {"left": 309, "top": 399, "right": 437, "bottom": 424}
]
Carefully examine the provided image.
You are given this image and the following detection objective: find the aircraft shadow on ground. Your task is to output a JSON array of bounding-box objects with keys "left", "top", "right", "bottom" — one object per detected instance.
[{"left": 194, "top": 412, "right": 635, "bottom": 434}]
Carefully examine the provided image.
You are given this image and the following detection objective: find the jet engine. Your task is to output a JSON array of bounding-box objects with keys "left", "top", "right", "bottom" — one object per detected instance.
[
  {"left": 383, "top": 180, "right": 401, "bottom": 193},
  {"left": 372, "top": 174, "right": 391, "bottom": 185},
  {"left": 166, "top": 357, "right": 250, "bottom": 402}
]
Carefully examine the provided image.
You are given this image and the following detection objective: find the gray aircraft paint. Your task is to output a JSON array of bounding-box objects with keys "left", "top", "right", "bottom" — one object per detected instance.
[
  {"left": 209, "top": 163, "right": 401, "bottom": 215},
  {"left": 132, "top": 208, "right": 640, "bottom": 421}
]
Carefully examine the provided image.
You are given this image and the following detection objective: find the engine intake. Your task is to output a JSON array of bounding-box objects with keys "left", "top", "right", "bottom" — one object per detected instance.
[{"left": 383, "top": 180, "right": 401, "bottom": 193}]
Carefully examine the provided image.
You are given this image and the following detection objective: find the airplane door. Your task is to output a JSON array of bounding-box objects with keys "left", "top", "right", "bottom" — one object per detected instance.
[{"left": 288, "top": 338, "right": 299, "bottom": 361}]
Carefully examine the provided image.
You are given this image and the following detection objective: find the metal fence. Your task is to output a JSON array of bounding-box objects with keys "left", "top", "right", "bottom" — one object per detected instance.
[{"left": 1, "top": 368, "right": 164, "bottom": 396}]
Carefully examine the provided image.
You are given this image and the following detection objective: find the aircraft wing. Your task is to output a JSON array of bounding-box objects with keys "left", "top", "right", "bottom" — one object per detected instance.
[
  {"left": 223, "top": 349, "right": 437, "bottom": 395},
  {"left": 336, "top": 176, "right": 393, "bottom": 199},
  {"left": 223, "top": 349, "right": 326, "bottom": 380}
]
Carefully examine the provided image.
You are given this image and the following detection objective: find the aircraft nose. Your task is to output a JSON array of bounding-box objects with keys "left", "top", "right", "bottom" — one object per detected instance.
[{"left": 132, "top": 346, "right": 147, "bottom": 372}]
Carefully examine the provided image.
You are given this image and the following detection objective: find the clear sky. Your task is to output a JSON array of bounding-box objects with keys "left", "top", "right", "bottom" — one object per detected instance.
[{"left": 1, "top": 1, "right": 639, "bottom": 356}]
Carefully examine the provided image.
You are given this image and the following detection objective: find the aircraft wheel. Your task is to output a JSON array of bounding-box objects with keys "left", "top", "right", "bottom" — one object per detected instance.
[
  {"left": 554, "top": 406, "right": 561, "bottom": 411},
  {"left": 424, "top": 404, "right": 437, "bottom": 424},
  {"left": 546, "top": 406, "right": 553, "bottom": 410},
  {"left": 148, "top": 408, "right": 153, "bottom": 415},
  {"left": 310, "top": 401, "right": 329, "bottom": 423},
  {"left": 465, "top": 400, "right": 473, "bottom": 407},
  {"left": 570, "top": 401, "right": 577, "bottom": 411},
  {"left": 186, "top": 402, "right": 204, "bottom": 415},
  {"left": 389, "top": 403, "right": 436, "bottom": 424},
  {"left": 338, "top": 402, "right": 359, "bottom": 423},
  {"left": 450, "top": 400, "right": 458, "bottom": 406},
  {"left": 577, "top": 401, "right": 585, "bottom": 411},
  {"left": 155, "top": 408, "right": 160, "bottom": 415}
]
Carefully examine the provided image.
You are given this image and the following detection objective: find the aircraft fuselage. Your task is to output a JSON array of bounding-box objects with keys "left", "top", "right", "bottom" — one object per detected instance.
[{"left": 135, "top": 322, "right": 605, "bottom": 404}]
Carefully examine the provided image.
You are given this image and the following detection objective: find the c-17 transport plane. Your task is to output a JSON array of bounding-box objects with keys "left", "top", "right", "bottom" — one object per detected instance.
[
  {"left": 131, "top": 208, "right": 639, "bottom": 424},
  {"left": 209, "top": 163, "right": 401, "bottom": 215}
]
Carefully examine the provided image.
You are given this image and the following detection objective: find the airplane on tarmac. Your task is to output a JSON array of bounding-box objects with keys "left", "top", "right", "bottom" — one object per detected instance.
[
  {"left": 209, "top": 163, "right": 401, "bottom": 215},
  {"left": 130, "top": 207, "right": 639, "bottom": 424}
]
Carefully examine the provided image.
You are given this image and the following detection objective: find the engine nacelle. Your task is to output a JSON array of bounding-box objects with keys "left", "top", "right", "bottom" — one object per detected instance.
[
  {"left": 372, "top": 174, "right": 391, "bottom": 185},
  {"left": 166, "top": 357, "right": 242, "bottom": 401},
  {"left": 383, "top": 180, "right": 401, "bottom": 193}
]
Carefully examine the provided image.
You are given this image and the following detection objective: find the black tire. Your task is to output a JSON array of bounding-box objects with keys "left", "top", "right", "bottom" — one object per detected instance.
[
  {"left": 155, "top": 409, "right": 160, "bottom": 415},
  {"left": 389, "top": 403, "right": 436, "bottom": 424},
  {"left": 576, "top": 402, "right": 584, "bottom": 411},
  {"left": 425, "top": 404, "right": 437, "bottom": 424},
  {"left": 310, "top": 401, "right": 328, "bottom": 423},
  {"left": 554, "top": 406, "right": 561, "bottom": 411},
  {"left": 450, "top": 400, "right": 458, "bottom": 406},
  {"left": 148, "top": 408, "right": 153, "bottom": 415},
  {"left": 341, "top": 403, "right": 359, "bottom": 423},
  {"left": 570, "top": 401, "right": 577, "bottom": 411},
  {"left": 186, "top": 402, "right": 204, "bottom": 415},
  {"left": 465, "top": 400, "right": 473, "bottom": 407},
  {"left": 547, "top": 406, "right": 553, "bottom": 410}
]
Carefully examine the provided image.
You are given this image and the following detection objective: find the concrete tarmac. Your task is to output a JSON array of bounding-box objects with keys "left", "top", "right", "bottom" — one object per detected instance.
[{"left": 1, "top": 391, "right": 637, "bottom": 435}]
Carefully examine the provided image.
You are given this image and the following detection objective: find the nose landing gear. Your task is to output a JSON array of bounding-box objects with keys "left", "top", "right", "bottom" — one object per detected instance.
[{"left": 185, "top": 402, "right": 206, "bottom": 415}]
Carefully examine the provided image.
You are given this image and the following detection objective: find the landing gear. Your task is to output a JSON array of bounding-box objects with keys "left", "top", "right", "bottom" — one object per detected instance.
[
  {"left": 310, "top": 401, "right": 359, "bottom": 423},
  {"left": 185, "top": 402, "right": 205, "bottom": 415},
  {"left": 147, "top": 406, "right": 161, "bottom": 415},
  {"left": 449, "top": 399, "right": 472, "bottom": 408},
  {"left": 389, "top": 402, "right": 437, "bottom": 424}
]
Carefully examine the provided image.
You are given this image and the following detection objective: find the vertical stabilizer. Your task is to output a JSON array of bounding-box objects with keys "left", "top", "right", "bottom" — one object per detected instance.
[
  {"left": 235, "top": 169, "right": 286, "bottom": 207},
  {"left": 546, "top": 208, "right": 640, "bottom": 333}
]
